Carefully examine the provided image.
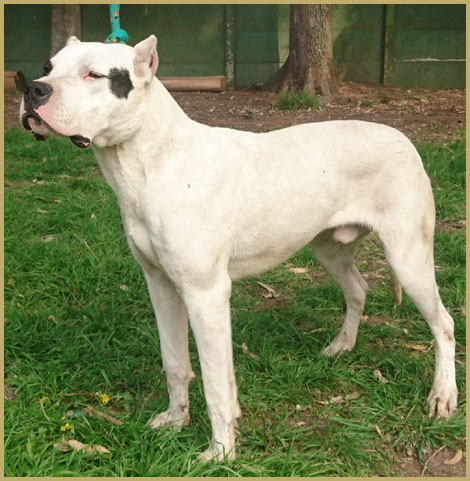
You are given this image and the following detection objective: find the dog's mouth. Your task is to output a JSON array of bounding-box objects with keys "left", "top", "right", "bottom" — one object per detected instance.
[
  {"left": 69, "top": 135, "right": 91, "bottom": 149},
  {"left": 21, "top": 111, "right": 46, "bottom": 141},
  {"left": 21, "top": 110, "right": 91, "bottom": 149}
]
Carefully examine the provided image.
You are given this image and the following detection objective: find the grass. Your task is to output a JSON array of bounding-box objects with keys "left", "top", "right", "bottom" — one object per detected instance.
[
  {"left": 4, "top": 129, "right": 466, "bottom": 476},
  {"left": 359, "top": 99, "right": 375, "bottom": 108},
  {"left": 274, "top": 90, "right": 320, "bottom": 110}
]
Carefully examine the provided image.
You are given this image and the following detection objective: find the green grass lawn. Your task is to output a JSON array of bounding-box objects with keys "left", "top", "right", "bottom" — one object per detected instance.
[{"left": 4, "top": 129, "right": 466, "bottom": 476}]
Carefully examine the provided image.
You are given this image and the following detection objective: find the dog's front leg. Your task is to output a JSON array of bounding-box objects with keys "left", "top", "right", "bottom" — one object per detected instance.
[
  {"left": 183, "top": 274, "right": 238, "bottom": 462},
  {"left": 145, "top": 269, "right": 195, "bottom": 430}
]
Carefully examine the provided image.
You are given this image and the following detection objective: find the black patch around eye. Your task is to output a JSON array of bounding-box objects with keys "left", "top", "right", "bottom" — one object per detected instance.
[
  {"left": 43, "top": 59, "right": 53, "bottom": 76},
  {"left": 108, "top": 67, "right": 133, "bottom": 99}
]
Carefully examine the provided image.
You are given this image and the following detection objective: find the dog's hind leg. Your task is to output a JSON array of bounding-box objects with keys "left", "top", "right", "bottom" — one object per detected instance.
[
  {"left": 311, "top": 227, "right": 369, "bottom": 356},
  {"left": 145, "top": 269, "right": 195, "bottom": 430},
  {"left": 378, "top": 215, "right": 458, "bottom": 418}
]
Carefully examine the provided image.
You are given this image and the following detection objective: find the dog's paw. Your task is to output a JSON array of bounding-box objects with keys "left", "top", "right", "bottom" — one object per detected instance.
[
  {"left": 198, "top": 445, "right": 236, "bottom": 463},
  {"left": 322, "top": 337, "right": 354, "bottom": 357},
  {"left": 427, "top": 386, "right": 458, "bottom": 418},
  {"left": 148, "top": 409, "right": 189, "bottom": 431}
]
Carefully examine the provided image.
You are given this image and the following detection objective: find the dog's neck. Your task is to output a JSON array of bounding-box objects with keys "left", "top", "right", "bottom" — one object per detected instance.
[
  {"left": 94, "top": 77, "right": 191, "bottom": 152},
  {"left": 91, "top": 78, "right": 193, "bottom": 214}
]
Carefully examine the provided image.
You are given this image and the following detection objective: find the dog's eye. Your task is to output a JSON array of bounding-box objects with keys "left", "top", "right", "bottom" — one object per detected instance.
[
  {"left": 85, "top": 72, "right": 105, "bottom": 80},
  {"left": 43, "top": 60, "right": 53, "bottom": 76}
]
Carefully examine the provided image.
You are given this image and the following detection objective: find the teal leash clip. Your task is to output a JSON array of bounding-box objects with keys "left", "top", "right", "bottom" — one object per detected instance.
[{"left": 105, "top": 4, "right": 128, "bottom": 44}]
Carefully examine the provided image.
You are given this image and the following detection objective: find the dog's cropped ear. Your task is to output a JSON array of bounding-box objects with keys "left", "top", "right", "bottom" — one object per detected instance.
[
  {"left": 133, "top": 35, "right": 158, "bottom": 80},
  {"left": 66, "top": 36, "right": 81, "bottom": 47}
]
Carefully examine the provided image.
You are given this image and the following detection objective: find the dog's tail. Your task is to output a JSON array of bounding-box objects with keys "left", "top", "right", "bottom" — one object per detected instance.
[{"left": 391, "top": 269, "right": 402, "bottom": 308}]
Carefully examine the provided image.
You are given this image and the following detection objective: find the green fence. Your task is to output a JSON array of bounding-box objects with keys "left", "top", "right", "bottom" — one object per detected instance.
[{"left": 4, "top": 4, "right": 465, "bottom": 88}]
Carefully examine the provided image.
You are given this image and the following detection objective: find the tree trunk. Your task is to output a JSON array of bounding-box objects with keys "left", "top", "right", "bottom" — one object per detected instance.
[
  {"left": 266, "top": 5, "right": 338, "bottom": 98},
  {"left": 50, "top": 5, "right": 81, "bottom": 56}
]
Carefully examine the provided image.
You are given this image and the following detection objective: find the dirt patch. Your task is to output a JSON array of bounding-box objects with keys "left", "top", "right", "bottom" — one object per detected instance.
[
  {"left": 6, "top": 82, "right": 465, "bottom": 143},
  {"left": 393, "top": 447, "right": 466, "bottom": 477}
]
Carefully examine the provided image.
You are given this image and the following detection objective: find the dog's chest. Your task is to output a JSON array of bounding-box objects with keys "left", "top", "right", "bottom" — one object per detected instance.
[{"left": 94, "top": 148, "right": 162, "bottom": 268}]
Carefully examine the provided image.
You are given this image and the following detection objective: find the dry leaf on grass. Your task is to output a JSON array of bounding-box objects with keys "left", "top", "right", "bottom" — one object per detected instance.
[
  {"left": 241, "top": 343, "right": 260, "bottom": 361},
  {"left": 4, "top": 385, "right": 17, "bottom": 401},
  {"left": 317, "top": 391, "right": 362, "bottom": 405},
  {"left": 444, "top": 449, "right": 463, "bottom": 465},
  {"left": 85, "top": 406, "right": 123, "bottom": 426},
  {"left": 41, "top": 234, "right": 56, "bottom": 243},
  {"left": 330, "top": 395, "right": 345, "bottom": 405},
  {"left": 373, "top": 369, "right": 388, "bottom": 383},
  {"left": 54, "top": 437, "right": 111, "bottom": 455},
  {"left": 405, "top": 341, "right": 434, "bottom": 351},
  {"left": 288, "top": 267, "right": 308, "bottom": 274},
  {"left": 345, "top": 391, "right": 362, "bottom": 401},
  {"left": 256, "top": 281, "right": 280, "bottom": 298},
  {"left": 404, "top": 343, "right": 427, "bottom": 351}
]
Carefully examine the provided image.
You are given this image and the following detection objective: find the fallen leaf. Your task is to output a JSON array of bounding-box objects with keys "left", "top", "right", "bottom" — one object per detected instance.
[
  {"left": 345, "top": 391, "right": 362, "bottom": 401},
  {"left": 288, "top": 267, "right": 308, "bottom": 274},
  {"left": 444, "top": 449, "right": 463, "bottom": 465},
  {"left": 54, "top": 438, "right": 111, "bottom": 455},
  {"left": 241, "top": 343, "right": 260, "bottom": 361},
  {"left": 85, "top": 406, "right": 123, "bottom": 426},
  {"left": 257, "top": 281, "right": 279, "bottom": 298},
  {"left": 64, "top": 410, "right": 87, "bottom": 418},
  {"left": 308, "top": 327, "right": 326, "bottom": 334},
  {"left": 41, "top": 235, "right": 56, "bottom": 243},
  {"left": 404, "top": 343, "right": 427, "bottom": 351},
  {"left": 373, "top": 369, "right": 388, "bottom": 383},
  {"left": 87, "top": 444, "right": 111, "bottom": 455},
  {"left": 54, "top": 437, "right": 71, "bottom": 452},
  {"left": 4, "top": 385, "right": 17, "bottom": 401},
  {"left": 330, "top": 395, "right": 345, "bottom": 405}
]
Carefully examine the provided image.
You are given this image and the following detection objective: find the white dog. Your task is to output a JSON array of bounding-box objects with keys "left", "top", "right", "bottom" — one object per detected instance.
[{"left": 20, "top": 36, "right": 457, "bottom": 462}]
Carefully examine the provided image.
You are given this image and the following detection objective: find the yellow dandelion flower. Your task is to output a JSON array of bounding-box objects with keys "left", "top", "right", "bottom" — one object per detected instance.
[
  {"left": 60, "top": 422, "right": 72, "bottom": 432},
  {"left": 99, "top": 393, "right": 110, "bottom": 405}
]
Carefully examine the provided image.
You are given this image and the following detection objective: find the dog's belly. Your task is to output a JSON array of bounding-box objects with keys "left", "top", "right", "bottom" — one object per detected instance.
[
  {"left": 228, "top": 248, "right": 301, "bottom": 281},
  {"left": 227, "top": 226, "right": 320, "bottom": 281}
]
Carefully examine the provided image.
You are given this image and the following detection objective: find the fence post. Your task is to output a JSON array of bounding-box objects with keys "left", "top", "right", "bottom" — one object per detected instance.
[
  {"left": 225, "top": 5, "right": 236, "bottom": 88},
  {"left": 383, "top": 4, "right": 396, "bottom": 85}
]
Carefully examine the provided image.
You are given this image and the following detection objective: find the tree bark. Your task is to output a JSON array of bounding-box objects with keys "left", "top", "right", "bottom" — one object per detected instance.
[
  {"left": 266, "top": 5, "right": 338, "bottom": 98},
  {"left": 50, "top": 5, "right": 81, "bottom": 56}
]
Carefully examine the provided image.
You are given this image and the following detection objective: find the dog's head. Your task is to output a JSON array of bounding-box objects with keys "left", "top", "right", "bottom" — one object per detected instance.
[{"left": 20, "top": 35, "right": 158, "bottom": 148}]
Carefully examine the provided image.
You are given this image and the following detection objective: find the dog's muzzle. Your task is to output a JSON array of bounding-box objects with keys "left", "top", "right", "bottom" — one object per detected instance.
[
  {"left": 21, "top": 81, "right": 54, "bottom": 141},
  {"left": 21, "top": 81, "right": 91, "bottom": 148}
]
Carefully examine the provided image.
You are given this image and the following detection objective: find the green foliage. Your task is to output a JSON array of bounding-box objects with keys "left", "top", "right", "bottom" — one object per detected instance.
[
  {"left": 4, "top": 130, "right": 465, "bottom": 476},
  {"left": 359, "top": 99, "right": 375, "bottom": 107},
  {"left": 274, "top": 90, "right": 320, "bottom": 111}
]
